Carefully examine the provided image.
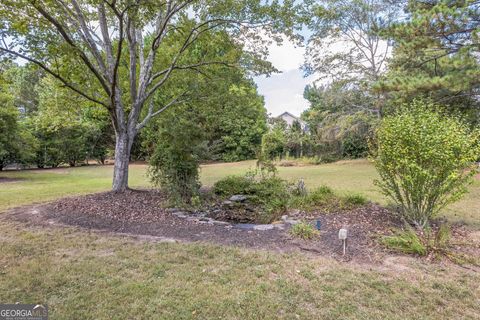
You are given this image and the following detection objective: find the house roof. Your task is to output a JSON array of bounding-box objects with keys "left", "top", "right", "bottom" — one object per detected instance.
[{"left": 277, "top": 111, "right": 299, "bottom": 119}]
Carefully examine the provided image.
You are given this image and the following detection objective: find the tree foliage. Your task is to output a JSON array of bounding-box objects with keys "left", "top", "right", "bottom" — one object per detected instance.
[
  {"left": 0, "top": 0, "right": 300, "bottom": 191},
  {"left": 304, "top": 0, "right": 402, "bottom": 114},
  {"left": 379, "top": 0, "right": 480, "bottom": 123},
  {"left": 302, "top": 82, "right": 378, "bottom": 159},
  {"left": 0, "top": 63, "right": 38, "bottom": 169}
]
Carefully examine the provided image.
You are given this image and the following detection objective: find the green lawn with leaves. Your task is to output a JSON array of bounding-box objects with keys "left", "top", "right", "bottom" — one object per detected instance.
[{"left": 1, "top": 160, "right": 479, "bottom": 319}]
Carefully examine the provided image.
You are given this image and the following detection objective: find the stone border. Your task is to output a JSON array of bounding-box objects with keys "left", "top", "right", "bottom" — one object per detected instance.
[{"left": 166, "top": 208, "right": 300, "bottom": 231}]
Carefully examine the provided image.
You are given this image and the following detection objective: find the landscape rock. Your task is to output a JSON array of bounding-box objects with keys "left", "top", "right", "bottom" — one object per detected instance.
[
  {"left": 172, "top": 211, "right": 188, "bottom": 218},
  {"left": 288, "top": 209, "right": 301, "bottom": 216},
  {"left": 253, "top": 224, "right": 275, "bottom": 231},
  {"left": 212, "top": 221, "right": 230, "bottom": 226},
  {"left": 234, "top": 223, "right": 256, "bottom": 230},
  {"left": 229, "top": 195, "right": 247, "bottom": 202}
]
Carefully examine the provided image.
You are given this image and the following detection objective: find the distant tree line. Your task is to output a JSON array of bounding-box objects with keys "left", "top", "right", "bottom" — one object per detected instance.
[{"left": 0, "top": 58, "right": 267, "bottom": 170}]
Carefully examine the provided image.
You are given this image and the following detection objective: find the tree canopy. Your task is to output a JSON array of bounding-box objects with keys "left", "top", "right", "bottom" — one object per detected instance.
[{"left": 0, "top": 0, "right": 300, "bottom": 190}]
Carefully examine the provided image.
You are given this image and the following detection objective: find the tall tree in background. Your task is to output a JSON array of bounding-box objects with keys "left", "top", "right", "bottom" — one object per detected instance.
[
  {"left": 304, "top": 0, "right": 402, "bottom": 116},
  {"left": 302, "top": 82, "right": 378, "bottom": 159},
  {"left": 140, "top": 30, "right": 268, "bottom": 163},
  {"left": 0, "top": 62, "right": 38, "bottom": 169},
  {"left": 0, "top": 0, "right": 299, "bottom": 192},
  {"left": 379, "top": 0, "right": 480, "bottom": 122}
]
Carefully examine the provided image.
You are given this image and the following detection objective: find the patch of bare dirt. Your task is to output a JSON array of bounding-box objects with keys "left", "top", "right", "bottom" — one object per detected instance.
[{"left": 288, "top": 205, "right": 402, "bottom": 262}]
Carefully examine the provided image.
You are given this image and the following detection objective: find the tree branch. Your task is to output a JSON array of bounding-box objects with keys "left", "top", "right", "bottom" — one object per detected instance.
[
  {"left": 30, "top": 0, "right": 112, "bottom": 96},
  {"left": 136, "top": 93, "right": 188, "bottom": 130},
  {"left": 0, "top": 47, "right": 107, "bottom": 107}
]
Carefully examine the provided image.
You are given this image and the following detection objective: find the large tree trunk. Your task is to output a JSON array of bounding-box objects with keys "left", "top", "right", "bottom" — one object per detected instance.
[{"left": 112, "top": 131, "right": 133, "bottom": 192}]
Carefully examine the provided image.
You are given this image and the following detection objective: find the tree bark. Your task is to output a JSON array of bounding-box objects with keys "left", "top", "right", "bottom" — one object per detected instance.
[{"left": 112, "top": 131, "right": 132, "bottom": 192}]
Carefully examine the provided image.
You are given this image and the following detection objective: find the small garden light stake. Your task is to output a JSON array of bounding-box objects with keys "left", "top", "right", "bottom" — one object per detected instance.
[{"left": 338, "top": 228, "right": 348, "bottom": 256}]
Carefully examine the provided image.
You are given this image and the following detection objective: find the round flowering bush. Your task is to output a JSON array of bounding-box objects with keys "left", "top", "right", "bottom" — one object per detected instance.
[{"left": 371, "top": 100, "right": 480, "bottom": 228}]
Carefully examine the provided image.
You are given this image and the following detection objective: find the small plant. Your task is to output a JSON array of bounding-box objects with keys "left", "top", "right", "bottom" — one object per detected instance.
[
  {"left": 371, "top": 100, "right": 480, "bottom": 228},
  {"left": 340, "top": 193, "right": 368, "bottom": 208},
  {"left": 309, "top": 185, "right": 335, "bottom": 200},
  {"left": 190, "top": 195, "right": 202, "bottom": 210},
  {"left": 381, "top": 228, "right": 427, "bottom": 255},
  {"left": 381, "top": 224, "right": 460, "bottom": 261},
  {"left": 290, "top": 222, "right": 319, "bottom": 240},
  {"left": 288, "top": 185, "right": 336, "bottom": 210}
]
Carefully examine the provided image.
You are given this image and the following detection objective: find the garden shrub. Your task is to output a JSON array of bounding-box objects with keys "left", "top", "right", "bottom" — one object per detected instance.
[
  {"left": 214, "top": 169, "right": 369, "bottom": 221},
  {"left": 213, "top": 167, "right": 290, "bottom": 222},
  {"left": 290, "top": 221, "right": 319, "bottom": 240},
  {"left": 288, "top": 186, "right": 367, "bottom": 211},
  {"left": 148, "top": 110, "right": 203, "bottom": 203},
  {"left": 342, "top": 132, "right": 369, "bottom": 158},
  {"left": 371, "top": 100, "right": 480, "bottom": 228},
  {"left": 213, "top": 175, "right": 253, "bottom": 196},
  {"left": 261, "top": 127, "right": 285, "bottom": 160},
  {"left": 309, "top": 185, "right": 334, "bottom": 200},
  {"left": 340, "top": 193, "right": 368, "bottom": 208}
]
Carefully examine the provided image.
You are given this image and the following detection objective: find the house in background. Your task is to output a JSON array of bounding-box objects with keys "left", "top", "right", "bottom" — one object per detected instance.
[{"left": 274, "top": 111, "right": 309, "bottom": 133}]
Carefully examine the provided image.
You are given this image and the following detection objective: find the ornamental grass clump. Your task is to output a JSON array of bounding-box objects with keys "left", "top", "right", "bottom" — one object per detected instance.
[
  {"left": 371, "top": 100, "right": 480, "bottom": 228},
  {"left": 290, "top": 221, "right": 319, "bottom": 240}
]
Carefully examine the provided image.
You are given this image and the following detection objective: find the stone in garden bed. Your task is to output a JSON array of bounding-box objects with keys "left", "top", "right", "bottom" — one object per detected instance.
[{"left": 229, "top": 194, "right": 248, "bottom": 202}]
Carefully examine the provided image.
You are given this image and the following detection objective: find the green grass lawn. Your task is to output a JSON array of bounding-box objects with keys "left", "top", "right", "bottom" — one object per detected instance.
[
  {"left": 2, "top": 159, "right": 478, "bottom": 227},
  {"left": 0, "top": 220, "right": 479, "bottom": 319},
  {"left": 1, "top": 160, "right": 480, "bottom": 319}
]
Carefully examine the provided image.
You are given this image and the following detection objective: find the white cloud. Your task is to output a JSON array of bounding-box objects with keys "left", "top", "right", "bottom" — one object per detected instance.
[
  {"left": 253, "top": 33, "right": 391, "bottom": 117},
  {"left": 253, "top": 34, "right": 312, "bottom": 117},
  {"left": 266, "top": 38, "right": 305, "bottom": 72},
  {"left": 254, "top": 69, "right": 313, "bottom": 117}
]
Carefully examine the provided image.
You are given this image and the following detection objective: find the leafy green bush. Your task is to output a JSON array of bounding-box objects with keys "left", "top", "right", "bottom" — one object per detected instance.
[
  {"left": 371, "top": 100, "right": 480, "bottom": 228},
  {"left": 290, "top": 222, "right": 319, "bottom": 240},
  {"left": 261, "top": 127, "right": 285, "bottom": 160},
  {"left": 342, "top": 132, "right": 369, "bottom": 159},
  {"left": 309, "top": 185, "right": 335, "bottom": 199},
  {"left": 148, "top": 110, "right": 203, "bottom": 203},
  {"left": 340, "top": 193, "right": 368, "bottom": 208},
  {"left": 213, "top": 175, "right": 253, "bottom": 196},
  {"left": 214, "top": 171, "right": 369, "bottom": 221}
]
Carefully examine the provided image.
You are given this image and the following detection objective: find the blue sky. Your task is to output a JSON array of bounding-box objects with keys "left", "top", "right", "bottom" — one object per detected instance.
[{"left": 253, "top": 38, "right": 314, "bottom": 117}]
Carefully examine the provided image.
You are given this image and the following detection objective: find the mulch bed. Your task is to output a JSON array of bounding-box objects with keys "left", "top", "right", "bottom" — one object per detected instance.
[{"left": 5, "top": 188, "right": 473, "bottom": 264}]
